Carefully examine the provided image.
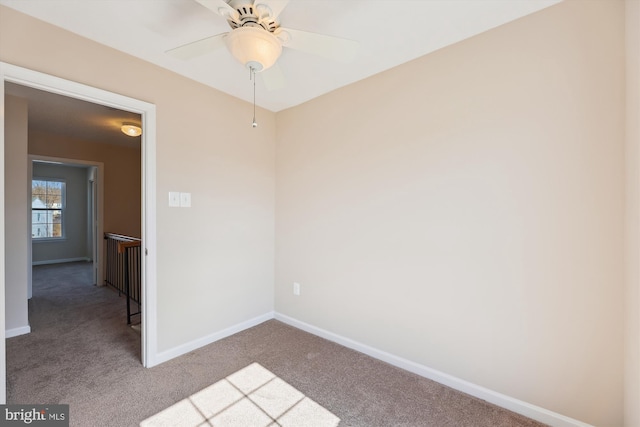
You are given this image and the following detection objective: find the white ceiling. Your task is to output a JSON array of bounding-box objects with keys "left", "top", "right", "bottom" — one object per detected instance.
[
  {"left": 5, "top": 82, "right": 142, "bottom": 147},
  {"left": 1, "top": 0, "right": 562, "bottom": 113}
]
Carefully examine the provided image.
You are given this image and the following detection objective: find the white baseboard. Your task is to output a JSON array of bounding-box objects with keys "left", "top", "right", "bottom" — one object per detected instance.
[
  {"left": 149, "top": 311, "right": 593, "bottom": 426},
  {"left": 154, "top": 311, "right": 275, "bottom": 366},
  {"left": 32, "top": 257, "right": 91, "bottom": 266},
  {"left": 6, "top": 325, "right": 31, "bottom": 338},
  {"left": 274, "top": 312, "right": 592, "bottom": 427}
]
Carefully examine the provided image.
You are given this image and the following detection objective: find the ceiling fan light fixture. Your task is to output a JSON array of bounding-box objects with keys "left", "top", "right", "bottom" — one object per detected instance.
[
  {"left": 121, "top": 123, "right": 142, "bottom": 137},
  {"left": 225, "top": 26, "right": 282, "bottom": 72}
]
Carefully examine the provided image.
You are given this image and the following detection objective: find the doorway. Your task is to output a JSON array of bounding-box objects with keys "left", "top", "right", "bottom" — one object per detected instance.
[
  {"left": 28, "top": 157, "right": 105, "bottom": 295},
  {"left": 0, "top": 62, "right": 158, "bottom": 403}
]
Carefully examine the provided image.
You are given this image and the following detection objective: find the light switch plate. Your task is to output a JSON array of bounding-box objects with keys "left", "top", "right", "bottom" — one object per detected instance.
[
  {"left": 180, "top": 192, "right": 191, "bottom": 207},
  {"left": 169, "top": 192, "right": 180, "bottom": 207}
]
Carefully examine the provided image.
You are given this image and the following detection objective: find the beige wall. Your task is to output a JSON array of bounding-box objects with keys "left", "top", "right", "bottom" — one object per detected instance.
[
  {"left": 625, "top": 1, "right": 640, "bottom": 426},
  {"left": 29, "top": 130, "right": 141, "bottom": 238},
  {"left": 4, "top": 95, "right": 29, "bottom": 333},
  {"left": 2, "top": 1, "right": 634, "bottom": 425},
  {"left": 275, "top": 1, "right": 624, "bottom": 425},
  {"left": 0, "top": 6, "right": 276, "bottom": 352}
]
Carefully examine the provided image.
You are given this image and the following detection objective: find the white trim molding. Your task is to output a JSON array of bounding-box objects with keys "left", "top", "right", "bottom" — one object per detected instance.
[
  {"left": 140, "top": 100, "right": 157, "bottom": 368},
  {"left": 0, "top": 61, "right": 158, "bottom": 373},
  {"left": 274, "top": 312, "right": 593, "bottom": 427},
  {"left": 153, "top": 312, "right": 275, "bottom": 366},
  {"left": 5, "top": 326, "right": 31, "bottom": 339},
  {"left": 32, "top": 257, "right": 91, "bottom": 266}
]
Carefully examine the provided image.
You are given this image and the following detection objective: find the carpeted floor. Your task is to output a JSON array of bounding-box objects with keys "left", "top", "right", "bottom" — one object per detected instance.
[{"left": 7, "top": 262, "right": 548, "bottom": 427}]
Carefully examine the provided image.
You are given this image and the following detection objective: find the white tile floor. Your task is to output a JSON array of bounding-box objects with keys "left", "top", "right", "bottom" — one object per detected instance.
[{"left": 140, "top": 363, "right": 340, "bottom": 427}]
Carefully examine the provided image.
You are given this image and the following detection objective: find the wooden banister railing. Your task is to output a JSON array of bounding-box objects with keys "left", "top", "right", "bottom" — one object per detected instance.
[{"left": 105, "top": 232, "right": 141, "bottom": 324}]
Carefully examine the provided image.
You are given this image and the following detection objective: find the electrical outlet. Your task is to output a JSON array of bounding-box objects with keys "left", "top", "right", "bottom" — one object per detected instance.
[{"left": 293, "top": 282, "right": 300, "bottom": 296}]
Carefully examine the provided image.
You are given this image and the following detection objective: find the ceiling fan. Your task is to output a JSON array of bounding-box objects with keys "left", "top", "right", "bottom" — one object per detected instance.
[{"left": 166, "top": 0, "right": 359, "bottom": 91}]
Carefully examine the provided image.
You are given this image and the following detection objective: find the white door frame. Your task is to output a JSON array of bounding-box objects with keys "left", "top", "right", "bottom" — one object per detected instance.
[
  {"left": 89, "top": 166, "right": 99, "bottom": 286},
  {"left": 0, "top": 62, "right": 158, "bottom": 403}
]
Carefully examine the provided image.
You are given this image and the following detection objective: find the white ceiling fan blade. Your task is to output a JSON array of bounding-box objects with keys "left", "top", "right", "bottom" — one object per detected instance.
[
  {"left": 166, "top": 33, "right": 228, "bottom": 60},
  {"left": 261, "top": 63, "right": 286, "bottom": 91},
  {"left": 277, "top": 28, "right": 359, "bottom": 63},
  {"left": 194, "top": 0, "right": 238, "bottom": 20},
  {"left": 255, "top": 0, "right": 290, "bottom": 19}
]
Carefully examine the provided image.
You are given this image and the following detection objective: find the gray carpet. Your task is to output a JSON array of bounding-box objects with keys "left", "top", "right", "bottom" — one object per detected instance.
[{"left": 7, "top": 262, "right": 548, "bottom": 427}]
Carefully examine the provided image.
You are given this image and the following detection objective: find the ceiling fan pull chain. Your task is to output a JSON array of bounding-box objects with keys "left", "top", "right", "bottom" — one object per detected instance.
[{"left": 251, "top": 66, "right": 258, "bottom": 128}]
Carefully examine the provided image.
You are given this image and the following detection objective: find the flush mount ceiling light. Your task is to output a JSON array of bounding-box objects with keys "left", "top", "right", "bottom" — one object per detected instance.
[
  {"left": 225, "top": 26, "right": 282, "bottom": 72},
  {"left": 121, "top": 123, "right": 142, "bottom": 137}
]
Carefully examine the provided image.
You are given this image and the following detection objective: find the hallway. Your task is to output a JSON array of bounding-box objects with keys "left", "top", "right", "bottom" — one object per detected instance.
[{"left": 6, "top": 262, "right": 140, "bottom": 404}]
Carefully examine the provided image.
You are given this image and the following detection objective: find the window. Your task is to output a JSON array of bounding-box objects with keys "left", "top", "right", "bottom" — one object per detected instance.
[{"left": 32, "top": 179, "right": 65, "bottom": 239}]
